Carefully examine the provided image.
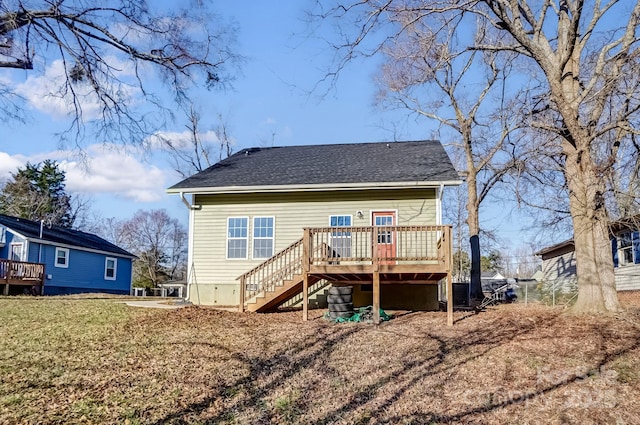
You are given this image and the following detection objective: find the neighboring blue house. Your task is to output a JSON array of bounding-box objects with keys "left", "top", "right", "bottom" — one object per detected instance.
[{"left": 0, "top": 214, "right": 135, "bottom": 295}]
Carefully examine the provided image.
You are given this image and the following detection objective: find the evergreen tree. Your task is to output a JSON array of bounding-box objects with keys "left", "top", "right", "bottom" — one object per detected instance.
[{"left": 0, "top": 160, "right": 75, "bottom": 227}]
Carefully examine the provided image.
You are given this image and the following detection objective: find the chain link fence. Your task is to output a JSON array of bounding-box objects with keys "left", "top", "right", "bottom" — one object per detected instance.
[{"left": 516, "top": 278, "right": 578, "bottom": 307}]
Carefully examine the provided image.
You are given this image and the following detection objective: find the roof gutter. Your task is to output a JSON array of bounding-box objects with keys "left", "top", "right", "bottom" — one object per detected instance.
[
  {"left": 179, "top": 192, "right": 201, "bottom": 210},
  {"left": 168, "top": 180, "right": 463, "bottom": 195}
]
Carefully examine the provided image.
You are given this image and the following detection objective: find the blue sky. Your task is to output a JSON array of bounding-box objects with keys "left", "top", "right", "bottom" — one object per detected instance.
[{"left": 0, "top": 1, "right": 541, "bottom": 258}]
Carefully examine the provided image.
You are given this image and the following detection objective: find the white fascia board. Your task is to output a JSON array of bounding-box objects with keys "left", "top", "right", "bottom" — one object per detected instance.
[
  {"left": 167, "top": 180, "right": 464, "bottom": 195},
  {"left": 4, "top": 227, "right": 29, "bottom": 242}
]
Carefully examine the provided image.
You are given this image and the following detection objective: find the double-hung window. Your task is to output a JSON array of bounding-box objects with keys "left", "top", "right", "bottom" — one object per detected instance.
[
  {"left": 227, "top": 217, "right": 249, "bottom": 259},
  {"left": 55, "top": 247, "right": 69, "bottom": 268},
  {"left": 10, "top": 243, "right": 23, "bottom": 261},
  {"left": 329, "top": 215, "right": 352, "bottom": 258},
  {"left": 105, "top": 257, "right": 117, "bottom": 280},
  {"left": 618, "top": 231, "right": 637, "bottom": 266},
  {"left": 253, "top": 217, "right": 274, "bottom": 259}
]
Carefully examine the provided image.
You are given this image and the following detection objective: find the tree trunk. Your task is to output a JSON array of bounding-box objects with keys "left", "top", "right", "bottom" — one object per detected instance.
[
  {"left": 553, "top": 9, "right": 620, "bottom": 312},
  {"left": 564, "top": 147, "right": 621, "bottom": 312},
  {"left": 469, "top": 235, "right": 482, "bottom": 299},
  {"left": 466, "top": 169, "right": 484, "bottom": 300}
]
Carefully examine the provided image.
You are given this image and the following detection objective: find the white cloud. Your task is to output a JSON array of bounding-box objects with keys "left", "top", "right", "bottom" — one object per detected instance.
[
  {"left": 0, "top": 74, "right": 12, "bottom": 85},
  {"left": 59, "top": 146, "right": 167, "bottom": 202},
  {"left": 0, "top": 152, "right": 25, "bottom": 180},
  {"left": 13, "top": 59, "right": 139, "bottom": 121},
  {"left": 0, "top": 145, "right": 167, "bottom": 202}
]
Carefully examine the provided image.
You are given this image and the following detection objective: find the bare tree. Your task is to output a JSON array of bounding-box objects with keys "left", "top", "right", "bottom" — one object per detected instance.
[
  {"left": 607, "top": 135, "right": 640, "bottom": 220},
  {"left": 154, "top": 106, "right": 235, "bottom": 178},
  {"left": 478, "top": 0, "right": 640, "bottom": 312},
  {"left": 81, "top": 215, "right": 126, "bottom": 246},
  {"left": 0, "top": 1, "right": 241, "bottom": 145},
  {"left": 444, "top": 176, "right": 470, "bottom": 282},
  {"left": 117, "top": 209, "right": 187, "bottom": 288},
  {"left": 501, "top": 245, "right": 540, "bottom": 279},
  {"left": 374, "top": 15, "right": 522, "bottom": 300},
  {"left": 316, "top": 0, "right": 640, "bottom": 312}
]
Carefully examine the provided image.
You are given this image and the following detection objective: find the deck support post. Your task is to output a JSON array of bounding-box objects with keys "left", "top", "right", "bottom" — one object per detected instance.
[
  {"left": 302, "top": 229, "right": 311, "bottom": 322},
  {"left": 3, "top": 283, "right": 8, "bottom": 296},
  {"left": 303, "top": 274, "right": 309, "bottom": 321},
  {"left": 373, "top": 267, "right": 380, "bottom": 325},
  {"left": 446, "top": 274, "right": 453, "bottom": 326},
  {"left": 445, "top": 225, "right": 454, "bottom": 326},
  {"left": 372, "top": 228, "right": 381, "bottom": 325}
]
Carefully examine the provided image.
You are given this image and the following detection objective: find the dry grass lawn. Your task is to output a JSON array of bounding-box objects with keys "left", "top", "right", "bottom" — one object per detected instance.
[{"left": 2, "top": 293, "right": 640, "bottom": 424}]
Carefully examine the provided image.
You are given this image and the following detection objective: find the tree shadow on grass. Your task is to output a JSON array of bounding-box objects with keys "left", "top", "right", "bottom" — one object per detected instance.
[
  {"left": 150, "top": 324, "right": 361, "bottom": 424},
  {"left": 148, "top": 310, "right": 640, "bottom": 424}
]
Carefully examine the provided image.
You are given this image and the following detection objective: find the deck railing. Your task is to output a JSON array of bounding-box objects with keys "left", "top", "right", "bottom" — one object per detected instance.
[
  {"left": 1, "top": 259, "right": 45, "bottom": 285},
  {"left": 306, "top": 225, "right": 450, "bottom": 265},
  {"left": 238, "top": 239, "right": 305, "bottom": 307},
  {"left": 238, "top": 225, "right": 452, "bottom": 311}
]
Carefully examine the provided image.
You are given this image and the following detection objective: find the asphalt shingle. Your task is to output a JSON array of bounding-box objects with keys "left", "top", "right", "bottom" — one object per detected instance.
[
  {"left": 169, "top": 140, "right": 459, "bottom": 190},
  {"left": 0, "top": 214, "right": 134, "bottom": 258}
]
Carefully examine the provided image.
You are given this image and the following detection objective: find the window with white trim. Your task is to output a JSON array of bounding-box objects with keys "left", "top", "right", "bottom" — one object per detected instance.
[
  {"left": 10, "top": 243, "right": 24, "bottom": 261},
  {"left": 227, "top": 217, "right": 248, "bottom": 259},
  {"left": 329, "top": 215, "right": 352, "bottom": 258},
  {"left": 253, "top": 217, "right": 274, "bottom": 259},
  {"left": 55, "top": 247, "right": 69, "bottom": 268},
  {"left": 105, "top": 257, "right": 117, "bottom": 280},
  {"left": 618, "top": 232, "right": 635, "bottom": 266}
]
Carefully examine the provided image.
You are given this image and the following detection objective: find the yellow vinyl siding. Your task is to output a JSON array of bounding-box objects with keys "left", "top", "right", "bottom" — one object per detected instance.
[{"left": 189, "top": 188, "right": 437, "bottom": 305}]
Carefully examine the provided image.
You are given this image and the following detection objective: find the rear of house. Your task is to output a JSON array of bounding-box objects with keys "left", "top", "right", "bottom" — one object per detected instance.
[
  {"left": 168, "top": 140, "right": 461, "bottom": 313},
  {"left": 0, "top": 214, "right": 134, "bottom": 295}
]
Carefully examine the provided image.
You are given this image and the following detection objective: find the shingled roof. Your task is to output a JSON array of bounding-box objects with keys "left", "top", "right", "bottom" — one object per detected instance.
[
  {"left": 168, "top": 140, "right": 460, "bottom": 192},
  {"left": 0, "top": 214, "right": 134, "bottom": 258}
]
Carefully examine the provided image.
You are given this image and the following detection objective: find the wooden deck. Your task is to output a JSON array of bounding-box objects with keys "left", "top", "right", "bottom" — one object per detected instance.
[
  {"left": 1, "top": 259, "right": 46, "bottom": 295},
  {"left": 239, "top": 225, "right": 454, "bottom": 324}
]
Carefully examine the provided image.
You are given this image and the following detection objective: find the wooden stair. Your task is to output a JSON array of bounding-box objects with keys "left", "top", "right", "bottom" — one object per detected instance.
[
  {"left": 238, "top": 238, "right": 309, "bottom": 313},
  {"left": 245, "top": 274, "right": 321, "bottom": 312},
  {"left": 238, "top": 237, "right": 333, "bottom": 312}
]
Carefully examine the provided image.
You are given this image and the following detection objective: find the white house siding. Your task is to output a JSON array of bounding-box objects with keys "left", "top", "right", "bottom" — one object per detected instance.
[
  {"left": 615, "top": 265, "right": 640, "bottom": 291},
  {"left": 541, "top": 247, "right": 577, "bottom": 295},
  {"left": 188, "top": 188, "right": 437, "bottom": 306}
]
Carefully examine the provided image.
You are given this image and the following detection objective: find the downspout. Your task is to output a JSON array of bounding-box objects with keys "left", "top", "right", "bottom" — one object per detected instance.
[
  {"left": 437, "top": 182, "right": 445, "bottom": 302},
  {"left": 179, "top": 192, "right": 201, "bottom": 302},
  {"left": 38, "top": 220, "right": 43, "bottom": 263},
  {"left": 437, "top": 183, "right": 444, "bottom": 225},
  {"left": 180, "top": 192, "right": 201, "bottom": 211}
]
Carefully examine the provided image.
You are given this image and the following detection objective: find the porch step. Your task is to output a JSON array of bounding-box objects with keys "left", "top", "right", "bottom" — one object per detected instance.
[{"left": 245, "top": 274, "right": 319, "bottom": 312}]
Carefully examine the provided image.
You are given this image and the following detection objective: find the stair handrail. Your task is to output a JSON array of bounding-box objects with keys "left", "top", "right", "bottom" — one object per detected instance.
[
  {"left": 237, "top": 238, "right": 304, "bottom": 282},
  {"left": 237, "top": 238, "right": 305, "bottom": 310},
  {"left": 237, "top": 238, "right": 335, "bottom": 311}
]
